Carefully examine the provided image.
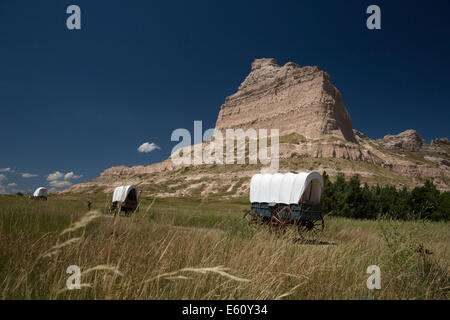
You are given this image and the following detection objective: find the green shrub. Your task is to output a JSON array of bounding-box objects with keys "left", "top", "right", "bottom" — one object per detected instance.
[{"left": 322, "top": 172, "right": 449, "bottom": 221}]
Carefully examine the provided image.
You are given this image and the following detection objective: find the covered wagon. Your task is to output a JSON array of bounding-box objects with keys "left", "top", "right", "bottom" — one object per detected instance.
[
  {"left": 31, "top": 187, "right": 48, "bottom": 200},
  {"left": 108, "top": 185, "right": 140, "bottom": 216},
  {"left": 246, "top": 172, "right": 324, "bottom": 236}
]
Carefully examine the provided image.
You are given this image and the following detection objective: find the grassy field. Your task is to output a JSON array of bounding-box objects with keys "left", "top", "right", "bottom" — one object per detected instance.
[{"left": 0, "top": 193, "right": 448, "bottom": 300}]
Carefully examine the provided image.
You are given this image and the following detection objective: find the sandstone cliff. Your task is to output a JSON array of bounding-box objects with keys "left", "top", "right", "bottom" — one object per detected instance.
[{"left": 215, "top": 58, "right": 357, "bottom": 142}]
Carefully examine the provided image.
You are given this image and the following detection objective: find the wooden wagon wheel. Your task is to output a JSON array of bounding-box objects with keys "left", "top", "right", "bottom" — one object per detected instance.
[
  {"left": 298, "top": 218, "right": 324, "bottom": 241},
  {"left": 115, "top": 203, "right": 122, "bottom": 217},
  {"left": 270, "top": 206, "right": 296, "bottom": 233},
  {"left": 108, "top": 202, "right": 121, "bottom": 217},
  {"left": 243, "top": 210, "right": 259, "bottom": 224},
  {"left": 108, "top": 203, "right": 116, "bottom": 216}
]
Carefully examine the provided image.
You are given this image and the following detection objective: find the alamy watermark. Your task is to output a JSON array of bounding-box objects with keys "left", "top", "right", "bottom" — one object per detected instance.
[
  {"left": 170, "top": 121, "right": 279, "bottom": 171},
  {"left": 66, "top": 265, "right": 81, "bottom": 290},
  {"left": 65, "top": 5, "right": 379, "bottom": 31},
  {"left": 366, "top": 5, "right": 381, "bottom": 30},
  {"left": 66, "top": 5, "right": 81, "bottom": 30},
  {"left": 366, "top": 265, "right": 381, "bottom": 290}
]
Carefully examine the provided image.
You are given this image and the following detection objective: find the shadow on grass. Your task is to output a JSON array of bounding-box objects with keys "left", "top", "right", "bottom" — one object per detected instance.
[{"left": 293, "top": 238, "right": 338, "bottom": 246}]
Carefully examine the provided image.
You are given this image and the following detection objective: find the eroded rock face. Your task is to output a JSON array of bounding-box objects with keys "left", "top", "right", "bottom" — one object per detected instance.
[
  {"left": 279, "top": 142, "right": 374, "bottom": 162},
  {"left": 431, "top": 137, "right": 450, "bottom": 146},
  {"left": 100, "top": 160, "right": 180, "bottom": 177},
  {"left": 378, "top": 130, "right": 425, "bottom": 152},
  {"left": 424, "top": 156, "right": 450, "bottom": 167},
  {"left": 215, "top": 58, "right": 357, "bottom": 143},
  {"left": 353, "top": 129, "right": 368, "bottom": 143}
]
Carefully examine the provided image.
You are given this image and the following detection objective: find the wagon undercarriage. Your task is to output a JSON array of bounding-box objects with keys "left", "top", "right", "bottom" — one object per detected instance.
[
  {"left": 108, "top": 185, "right": 140, "bottom": 216},
  {"left": 244, "top": 202, "right": 324, "bottom": 240},
  {"left": 108, "top": 200, "right": 139, "bottom": 216}
]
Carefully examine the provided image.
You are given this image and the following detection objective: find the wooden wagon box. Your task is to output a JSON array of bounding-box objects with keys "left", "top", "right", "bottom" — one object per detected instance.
[{"left": 251, "top": 201, "right": 322, "bottom": 221}]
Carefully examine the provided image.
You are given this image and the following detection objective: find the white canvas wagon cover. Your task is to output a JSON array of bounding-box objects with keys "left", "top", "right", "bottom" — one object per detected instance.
[
  {"left": 33, "top": 187, "right": 48, "bottom": 198},
  {"left": 112, "top": 185, "right": 139, "bottom": 203},
  {"left": 250, "top": 172, "right": 323, "bottom": 205}
]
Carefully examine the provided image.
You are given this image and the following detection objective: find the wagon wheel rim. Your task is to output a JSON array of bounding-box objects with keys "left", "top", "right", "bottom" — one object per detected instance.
[
  {"left": 298, "top": 218, "right": 324, "bottom": 241},
  {"left": 243, "top": 210, "right": 259, "bottom": 224},
  {"left": 270, "top": 206, "right": 295, "bottom": 232}
]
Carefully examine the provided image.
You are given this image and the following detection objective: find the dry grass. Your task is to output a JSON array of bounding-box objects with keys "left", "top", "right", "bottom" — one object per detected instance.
[{"left": 0, "top": 194, "right": 448, "bottom": 300}]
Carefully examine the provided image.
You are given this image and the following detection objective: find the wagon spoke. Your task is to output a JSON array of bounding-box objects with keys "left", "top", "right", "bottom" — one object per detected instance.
[
  {"left": 272, "top": 215, "right": 282, "bottom": 224},
  {"left": 298, "top": 218, "right": 324, "bottom": 242},
  {"left": 243, "top": 210, "right": 259, "bottom": 225}
]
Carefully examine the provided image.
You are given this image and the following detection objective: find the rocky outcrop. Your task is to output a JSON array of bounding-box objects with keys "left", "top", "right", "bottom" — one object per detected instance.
[
  {"left": 377, "top": 130, "right": 425, "bottom": 152},
  {"left": 431, "top": 137, "right": 450, "bottom": 146},
  {"left": 279, "top": 141, "right": 375, "bottom": 162},
  {"left": 353, "top": 129, "right": 368, "bottom": 142},
  {"left": 377, "top": 131, "right": 449, "bottom": 157},
  {"left": 381, "top": 162, "right": 448, "bottom": 178},
  {"left": 424, "top": 156, "right": 450, "bottom": 167},
  {"left": 215, "top": 58, "right": 357, "bottom": 143},
  {"left": 101, "top": 159, "right": 181, "bottom": 177}
]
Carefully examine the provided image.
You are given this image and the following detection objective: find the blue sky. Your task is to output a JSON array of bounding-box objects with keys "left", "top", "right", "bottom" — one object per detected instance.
[{"left": 0, "top": 0, "right": 449, "bottom": 193}]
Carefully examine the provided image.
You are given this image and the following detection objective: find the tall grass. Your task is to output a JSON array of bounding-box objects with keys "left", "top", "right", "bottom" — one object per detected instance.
[{"left": 0, "top": 194, "right": 448, "bottom": 299}]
